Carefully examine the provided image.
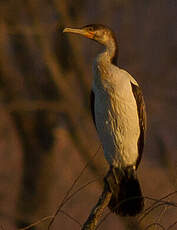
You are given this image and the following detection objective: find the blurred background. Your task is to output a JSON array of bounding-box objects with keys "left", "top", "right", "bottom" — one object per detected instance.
[{"left": 0, "top": 0, "right": 176, "bottom": 229}]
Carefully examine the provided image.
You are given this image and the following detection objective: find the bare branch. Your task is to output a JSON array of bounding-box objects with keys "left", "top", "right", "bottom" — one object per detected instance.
[{"left": 81, "top": 179, "right": 112, "bottom": 230}]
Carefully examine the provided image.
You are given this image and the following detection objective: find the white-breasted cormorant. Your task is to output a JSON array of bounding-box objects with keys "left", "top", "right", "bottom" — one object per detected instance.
[{"left": 63, "top": 24, "right": 146, "bottom": 216}]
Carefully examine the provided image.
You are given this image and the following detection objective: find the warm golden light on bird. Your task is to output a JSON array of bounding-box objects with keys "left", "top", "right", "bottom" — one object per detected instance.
[{"left": 63, "top": 24, "right": 146, "bottom": 216}]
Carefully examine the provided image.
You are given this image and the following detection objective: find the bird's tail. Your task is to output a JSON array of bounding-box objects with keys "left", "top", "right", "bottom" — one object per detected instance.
[{"left": 106, "top": 166, "right": 144, "bottom": 216}]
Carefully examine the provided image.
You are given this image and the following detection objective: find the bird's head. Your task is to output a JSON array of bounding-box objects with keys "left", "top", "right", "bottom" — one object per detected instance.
[{"left": 63, "top": 24, "right": 116, "bottom": 46}]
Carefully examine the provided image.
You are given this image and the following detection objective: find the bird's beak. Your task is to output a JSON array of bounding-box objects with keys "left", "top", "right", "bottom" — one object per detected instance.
[{"left": 63, "top": 27, "right": 94, "bottom": 39}]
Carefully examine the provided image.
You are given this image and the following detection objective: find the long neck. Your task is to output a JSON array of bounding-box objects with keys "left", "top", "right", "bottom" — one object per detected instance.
[
  {"left": 95, "top": 34, "right": 118, "bottom": 69},
  {"left": 105, "top": 35, "right": 118, "bottom": 65}
]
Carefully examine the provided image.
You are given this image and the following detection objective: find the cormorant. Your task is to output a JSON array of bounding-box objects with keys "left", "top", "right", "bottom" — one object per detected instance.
[{"left": 63, "top": 24, "right": 146, "bottom": 216}]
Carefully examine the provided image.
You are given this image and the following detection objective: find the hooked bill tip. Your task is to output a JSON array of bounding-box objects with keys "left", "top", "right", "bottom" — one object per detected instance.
[{"left": 63, "top": 28, "right": 70, "bottom": 33}]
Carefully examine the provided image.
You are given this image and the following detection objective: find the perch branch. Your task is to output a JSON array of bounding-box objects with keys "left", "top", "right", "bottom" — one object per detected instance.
[{"left": 81, "top": 172, "right": 112, "bottom": 230}]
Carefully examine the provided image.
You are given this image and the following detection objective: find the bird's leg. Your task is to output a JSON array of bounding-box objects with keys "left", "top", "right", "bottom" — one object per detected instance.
[
  {"left": 112, "top": 167, "right": 119, "bottom": 184},
  {"left": 104, "top": 167, "right": 118, "bottom": 195}
]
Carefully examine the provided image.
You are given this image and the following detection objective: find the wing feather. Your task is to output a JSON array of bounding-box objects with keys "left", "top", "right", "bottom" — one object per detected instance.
[
  {"left": 90, "top": 90, "right": 96, "bottom": 127},
  {"left": 131, "top": 83, "right": 147, "bottom": 168}
]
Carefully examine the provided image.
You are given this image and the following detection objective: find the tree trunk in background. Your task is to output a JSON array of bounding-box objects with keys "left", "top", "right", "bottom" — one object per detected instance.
[
  {"left": 0, "top": 16, "right": 60, "bottom": 228},
  {"left": 12, "top": 111, "right": 57, "bottom": 228}
]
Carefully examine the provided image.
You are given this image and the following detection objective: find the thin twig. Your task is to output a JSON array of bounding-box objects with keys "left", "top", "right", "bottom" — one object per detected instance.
[
  {"left": 138, "top": 191, "right": 177, "bottom": 223},
  {"left": 18, "top": 209, "right": 82, "bottom": 230},
  {"left": 167, "top": 221, "right": 177, "bottom": 230},
  {"left": 60, "top": 210, "right": 82, "bottom": 227},
  {"left": 144, "top": 222, "right": 165, "bottom": 230},
  {"left": 144, "top": 197, "right": 177, "bottom": 208},
  {"left": 63, "top": 178, "right": 99, "bottom": 208},
  {"left": 19, "top": 216, "right": 53, "bottom": 230},
  {"left": 48, "top": 146, "right": 101, "bottom": 230},
  {"left": 139, "top": 203, "right": 167, "bottom": 224}
]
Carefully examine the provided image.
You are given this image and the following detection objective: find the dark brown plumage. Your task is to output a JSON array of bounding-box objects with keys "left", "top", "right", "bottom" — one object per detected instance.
[{"left": 131, "top": 83, "right": 147, "bottom": 168}]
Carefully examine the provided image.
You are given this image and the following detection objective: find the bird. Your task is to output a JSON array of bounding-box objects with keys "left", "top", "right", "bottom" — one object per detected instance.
[{"left": 63, "top": 24, "right": 146, "bottom": 216}]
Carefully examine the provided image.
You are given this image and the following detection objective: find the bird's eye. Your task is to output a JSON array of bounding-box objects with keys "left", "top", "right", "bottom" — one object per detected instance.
[{"left": 88, "top": 27, "right": 94, "bottom": 32}]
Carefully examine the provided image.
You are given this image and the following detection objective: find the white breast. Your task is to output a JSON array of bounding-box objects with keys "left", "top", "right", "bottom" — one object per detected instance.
[{"left": 92, "top": 60, "right": 140, "bottom": 168}]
